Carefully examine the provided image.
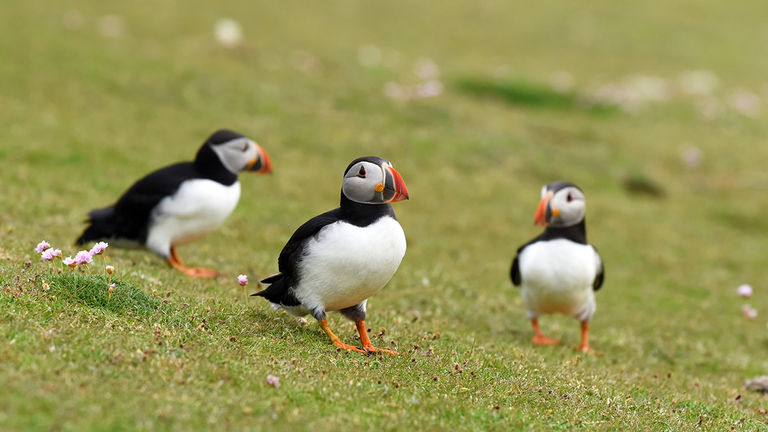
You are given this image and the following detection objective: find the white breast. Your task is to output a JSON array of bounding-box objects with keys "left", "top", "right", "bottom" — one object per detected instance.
[
  {"left": 518, "top": 239, "right": 600, "bottom": 321},
  {"left": 294, "top": 216, "right": 406, "bottom": 312},
  {"left": 145, "top": 180, "right": 241, "bottom": 256}
]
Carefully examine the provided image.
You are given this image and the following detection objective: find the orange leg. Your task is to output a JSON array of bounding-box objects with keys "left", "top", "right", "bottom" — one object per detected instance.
[
  {"left": 356, "top": 321, "right": 397, "bottom": 355},
  {"left": 575, "top": 321, "right": 593, "bottom": 353},
  {"left": 167, "top": 247, "right": 218, "bottom": 278},
  {"left": 319, "top": 319, "right": 365, "bottom": 353},
  {"left": 531, "top": 318, "right": 560, "bottom": 345}
]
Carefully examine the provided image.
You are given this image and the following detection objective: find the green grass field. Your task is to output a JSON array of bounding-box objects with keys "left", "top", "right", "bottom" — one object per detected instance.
[{"left": 2, "top": 0, "right": 768, "bottom": 430}]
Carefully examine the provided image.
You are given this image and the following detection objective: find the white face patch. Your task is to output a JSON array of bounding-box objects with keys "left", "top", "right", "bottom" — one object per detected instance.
[
  {"left": 341, "top": 161, "right": 387, "bottom": 204},
  {"left": 548, "top": 186, "right": 586, "bottom": 227},
  {"left": 210, "top": 138, "right": 259, "bottom": 173}
]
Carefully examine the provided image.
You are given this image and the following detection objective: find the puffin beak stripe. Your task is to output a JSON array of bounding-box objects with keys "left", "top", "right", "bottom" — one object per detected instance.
[
  {"left": 384, "top": 165, "right": 409, "bottom": 202},
  {"left": 534, "top": 192, "right": 552, "bottom": 226},
  {"left": 248, "top": 147, "right": 273, "bottom": 174}
]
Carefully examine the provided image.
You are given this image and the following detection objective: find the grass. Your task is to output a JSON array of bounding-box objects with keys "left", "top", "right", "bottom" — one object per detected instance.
[
  {"left": 455, "top": 77, "right": 618, "bottom": 114},
  {"left": 2, "top": 0, "right": 768, "bottom": 430}
]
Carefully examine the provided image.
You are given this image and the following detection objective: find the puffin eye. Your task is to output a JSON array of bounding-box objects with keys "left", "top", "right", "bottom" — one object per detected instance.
[
  {"left": 241, "top": 143, "right": 249, "bottom": 152},
  {"left": 357, "top": 166, "right": 366, "bottom": 178},
  {"left": 566, "top": 193, "right": 573, "bottom": 202}
]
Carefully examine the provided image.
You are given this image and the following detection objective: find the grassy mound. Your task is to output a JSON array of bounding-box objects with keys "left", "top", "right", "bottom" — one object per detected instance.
[{"left": 48, "top": 273, "right": 160, "bottom": 317}]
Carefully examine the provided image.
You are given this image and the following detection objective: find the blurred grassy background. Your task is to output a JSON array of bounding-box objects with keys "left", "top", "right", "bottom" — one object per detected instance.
[{"left": 1, "top": 0, "right": 768, "bottom": 430}]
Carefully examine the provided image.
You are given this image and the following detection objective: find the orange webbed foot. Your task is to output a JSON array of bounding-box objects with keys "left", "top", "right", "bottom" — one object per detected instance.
[
  {"left": 332, "top": 339, "right": 366, "bottom": 354},
  {"left": 532, "top": 335, "right": 561, "bottom": 345},
  {"left": 363, "top": 345, "right": 398, "bottom": 356},
  {"left": 355, "top": 320, "right": 398, "bottom": 355},
  {"left": 167, "top": 247, "right": 219, "bottom": 278},
  {"left": 182, "top": 267, "right": 219, "bottom": 278}
]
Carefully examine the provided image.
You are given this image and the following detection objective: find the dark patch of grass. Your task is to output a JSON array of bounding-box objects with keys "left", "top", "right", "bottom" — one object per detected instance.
[
  {"left": 622, "top": 173, "right": 666, "bottom": 198},
  {"left": 48, "top": 273, "right": 160, "bottom": 317},
  {"left": 455, "top": 77, "right": 618, "bottom": 115}
]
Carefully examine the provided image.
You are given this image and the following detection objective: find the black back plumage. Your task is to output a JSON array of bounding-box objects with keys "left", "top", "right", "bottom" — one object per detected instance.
[
  {"left": 510, "top": 219, "right": 604, "bottom": 291},
  {"left": 253, "top": 159, "right": 396, "bottom": 306},
  {"left": 76, "top": 130, "right": 241, "bottom": 245}
]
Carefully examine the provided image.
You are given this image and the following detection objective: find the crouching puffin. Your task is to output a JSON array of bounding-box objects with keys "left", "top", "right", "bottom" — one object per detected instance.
[
  {"left": 76, "top": 129, "right": 272, "bottom": 277},
  {"left": 510, "top": 181, "right": 604, "bottom": 353},
  {"left": 253, "top": 156, "right": 409, "bottom": 355}
]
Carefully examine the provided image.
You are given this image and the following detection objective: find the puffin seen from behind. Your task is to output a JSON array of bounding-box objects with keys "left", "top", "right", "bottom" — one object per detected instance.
[
  {"left": 254, "top": 156, "right": 409, "bottom": 355},
  {"left": 76, "top": 129, "right": 272, "bottom": 277},
  {"left": 510, "top": 181, "right": 604, "bottom": 353}
]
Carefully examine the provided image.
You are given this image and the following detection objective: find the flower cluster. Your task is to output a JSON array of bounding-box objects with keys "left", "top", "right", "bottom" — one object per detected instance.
[
  {"left": 35, "top": 240, "right": 109, "bottom": 268},
  {"left": 34, "top": 239, "right": 118, "bottom": 301},
  {"left": 34, "top": 240, "right": 110, "bottom": 271},
  {"left": 266, "top": 375, "right": 280, "bottom": 388},
  {"left": 738, "top": 284, "right": 758, "bottom": 319}
]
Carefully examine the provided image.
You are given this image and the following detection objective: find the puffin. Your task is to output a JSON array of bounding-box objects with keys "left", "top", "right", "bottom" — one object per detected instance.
[
  {"left": 253, "top": 156, "right": 409, "bottom": 355},
  {"left": 76, "top": 129, "right": 272, "bottom": 277},
  {"left": 510, "top": 181, "right": 604, "bottom": 353}
]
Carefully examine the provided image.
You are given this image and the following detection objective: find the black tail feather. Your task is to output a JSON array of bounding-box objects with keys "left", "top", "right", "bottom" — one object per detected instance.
[
  {"left": 251, "top": 274, "right": 300, "bottom": 306},
  {"left": 76, "top": 205, "right": 118, "bottom": 245}
]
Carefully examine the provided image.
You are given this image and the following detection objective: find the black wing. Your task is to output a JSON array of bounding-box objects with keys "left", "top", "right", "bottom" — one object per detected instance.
[
  {"left": 77, "top": 162, "right": 198, "bottom": 244},
  {"left": 253, "top": 208, "right": 342, "bottom": 305},
  {"left": 593, "top": 246, "right": 604, "bottom": 291},
  {"left": 510, "top": 255, "right": 521, "bottom": 286},
  {"left": 112, "top": 162, "right": 198, "bottom": 241},
  {"left": 276, "top": 208, "right": 342, "bottom": 277},
  {"left": 510, "top": 235, "right": 543, "bottom": 287}
]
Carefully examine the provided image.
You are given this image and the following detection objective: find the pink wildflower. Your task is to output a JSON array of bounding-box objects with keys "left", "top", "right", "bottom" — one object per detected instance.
[
  {"left": 89, "top": 242, "right": 109, "bottom": 256},
  {"left": 75, "top": 250, "right": 93, "bottom": 265},
  {"left": 738, "top": 284, "right": 753, "bottom": 298},
  {"left": 271, "top": 304, "right": 280, "bottom": 311},
  {"left": 50, "top": 249, "right": 62, "bottom": 258},
  {"left": 266, "top": 375, "right": 280, "bottom": 388},
  {"left": 742, "top": 304, "right": 758, "bottom": 319},
  {"left": 63, "top": 256, "right": 76, "bottom": 268},
  {"left": 41, "top": 249, "right": 56, "bottom": 261},
  {"left": 35, "top": 241, "right": 51, "bottom": 253},
  {"left": 298, "top": 317, "right": 308, "bottom": 324},
  {"left": 237, "top": 274, "right": 248, "bottom": 286}
]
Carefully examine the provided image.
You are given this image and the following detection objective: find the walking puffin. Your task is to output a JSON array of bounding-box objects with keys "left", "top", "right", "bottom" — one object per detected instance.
[
  {"left": 510, "top": 181, "right": 604, "bottom": 353},
  {"left": 253, "top": 156, "right": 409, "bottom": 355},
  {"left": 76, "top": 129, "right": 272, "bottom": 277}
]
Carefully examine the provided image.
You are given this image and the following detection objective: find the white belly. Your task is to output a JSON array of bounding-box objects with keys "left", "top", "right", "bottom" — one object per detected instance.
[
  {"left": 518, "top": 239, "right": 598, "bottom": 321},
  {"left": 295, "top": 216, "right": 406, "bottom": 312},
  {"left": 145, "top": 180, "right": 241, "bottom": 256}
]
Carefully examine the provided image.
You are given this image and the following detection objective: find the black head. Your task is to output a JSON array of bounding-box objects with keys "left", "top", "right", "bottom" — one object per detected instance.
[
  {"left": 534, "top": 181, "right": 586, "bottom": 228},
  {"left": 341, "top": 156, "right": 409, "bottom": 204},
  {"left": 197, "top": 129, "right": 272, "bottom": 175}
]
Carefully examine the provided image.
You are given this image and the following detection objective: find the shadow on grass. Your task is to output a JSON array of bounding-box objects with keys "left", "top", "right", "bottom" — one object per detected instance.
[
  {"left": 455, "top": 77, "right": 618, "bottom": 115},
  {"left": 49, "top": 273, "right": 160, "bottom": 316}
]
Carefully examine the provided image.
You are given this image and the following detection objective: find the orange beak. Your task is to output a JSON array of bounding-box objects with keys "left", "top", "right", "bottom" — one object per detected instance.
[
  {"left": 248, "top": 147, "right": 273, "bottom": 174},
  {"left": 384, "top": 165, "right": 409, "bottom": 202},
  {"left": 534, "top": 191, "right": 552, "bottom": 226}
]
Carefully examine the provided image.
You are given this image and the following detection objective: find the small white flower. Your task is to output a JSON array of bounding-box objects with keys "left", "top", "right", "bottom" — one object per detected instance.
[
  {"left": 681, "top": 147, "right": 702, "bottom": 169},
  {"left": 98, "top": 15, "right": 124, "bottom": 38},
  {"left": 214, "top": 18, "right": 242, "bottom": 48},
  {"left": 728, "top": 89, "right": 761, "bottom": 118},
  {"left": 358, "top": 45, "right": 382, "bottom": 68},
  {"left": 414, "top": 58, "right": 439, "bottom": 80},
  {"left": 678, "top": 70, "right": 719, "bottom": 96},
  {"left": 414, "top": 80, "right": 443, "bottom": 99}
]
